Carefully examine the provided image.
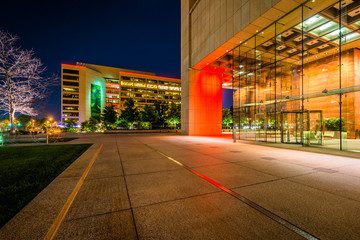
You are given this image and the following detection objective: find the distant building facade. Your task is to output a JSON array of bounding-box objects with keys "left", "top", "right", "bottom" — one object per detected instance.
[{"left": 61, "top": 63, "right": 181, "bottom": 123}]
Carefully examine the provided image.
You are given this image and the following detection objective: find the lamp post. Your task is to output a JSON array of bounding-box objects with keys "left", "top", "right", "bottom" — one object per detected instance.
[
  {"left": 46, "top": 120, "right": 50, "bottom": 144},
  {"left": 49, "top": 118, "right": 53, "bottom": 132},
  {"left": 31, "top": 119, "right": 34, "bottom": 133}
]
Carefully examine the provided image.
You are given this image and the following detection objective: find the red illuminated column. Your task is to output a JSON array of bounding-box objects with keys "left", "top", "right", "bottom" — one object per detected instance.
[{"left": 188, "top": 69, "right": 222, "bottom": 135}]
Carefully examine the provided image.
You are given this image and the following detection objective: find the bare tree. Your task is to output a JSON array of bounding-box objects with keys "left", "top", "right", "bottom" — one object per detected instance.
[{"left": 0, "top": 30, "right": 57, "bottom": 133}]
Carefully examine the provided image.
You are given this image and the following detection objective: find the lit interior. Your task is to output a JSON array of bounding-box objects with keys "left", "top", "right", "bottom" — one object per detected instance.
[{"left": 196, "top": 0, "right": 360, "bottom": 150}]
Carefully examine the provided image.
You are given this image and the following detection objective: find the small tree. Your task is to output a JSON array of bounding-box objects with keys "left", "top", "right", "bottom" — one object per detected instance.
[
  {"left": 63, "top": 119, "right": 77, "bottom": 132},
  {"left": 17, "top": 114, "right": 31, "bottom": 131},
  {"left": 39, "top": 118, "right": 49, "bottom": 131},
  {"left": 102, "top": 104, "right": 117, "bottom": 129},
  {"left": 154, "top": 101, "right": 168, "bottom": 128},
  {"left": 81, "top": 117, "right": 100, "bottom": 132},
  {"left": 0, "top": 30, "right": 57, "bottom": 134},
  {"left": 165, "top": 102, "right": 181, "bottom": 129},
  {"left": 0, "top": 118, "right": 10, "bottom": 132},
  {"left": 140, "top": 105, "right": 158, "bottom": 129},
  {"left": 222, "top": 108, "right": 233, "bottom": 129},
  {"left": 121, "top": 98, "right": 139, "bottom": 129}
]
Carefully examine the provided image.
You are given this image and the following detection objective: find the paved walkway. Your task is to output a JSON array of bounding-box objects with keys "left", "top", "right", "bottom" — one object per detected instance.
[{"left": 1, "top": 133, "right": 360, "bottom": 239}]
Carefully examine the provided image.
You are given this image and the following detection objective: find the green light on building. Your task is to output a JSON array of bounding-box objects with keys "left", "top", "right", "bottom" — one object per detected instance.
[{"left": 91, "top": 83, "right": 101, "bottom": 120}]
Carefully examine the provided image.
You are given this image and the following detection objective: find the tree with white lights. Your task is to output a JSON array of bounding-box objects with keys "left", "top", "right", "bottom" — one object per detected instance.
[{"left": 0, "top": 30, "right": 57, "bottom": 133}]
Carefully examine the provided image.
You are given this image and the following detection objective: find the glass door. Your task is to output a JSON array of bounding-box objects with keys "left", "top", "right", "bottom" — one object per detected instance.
[
  {"left": 307, "top": 110, "right": 323, "bottom": 146},
  {"left": 281, "top": 112, "right": 303, "bottom": 144},
  {"left": 255, "top": 113, "right": 266, "bottom": 141}
]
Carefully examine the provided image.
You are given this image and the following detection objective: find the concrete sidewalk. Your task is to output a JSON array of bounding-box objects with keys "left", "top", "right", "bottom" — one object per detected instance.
[{"left": 1, "top": 133, "right": 360, "bottom": 239}]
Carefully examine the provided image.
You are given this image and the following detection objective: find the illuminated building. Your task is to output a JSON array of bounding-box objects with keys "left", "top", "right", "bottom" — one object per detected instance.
[
  {"left": 181, "top": 0, "right": 360, "bottom": 151},
  {"left": 61, "top": 63, "right": 181, "bottom": 123}
]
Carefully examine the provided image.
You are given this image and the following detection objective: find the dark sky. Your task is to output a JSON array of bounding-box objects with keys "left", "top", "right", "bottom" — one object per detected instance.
[{"left": 1, "top": 0, "right": 232, "bottom": 120}]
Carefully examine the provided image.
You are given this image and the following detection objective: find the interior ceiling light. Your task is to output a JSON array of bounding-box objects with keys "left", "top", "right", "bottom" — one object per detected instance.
[
  {"left": 282, "top": 30, "right": 294, "bottom": 38},
  {"left": 306, "top": 39, "right": 319, "bottom": 46},
  {"left": 287, "top": 48, "right": 298, "bottom": 53},
  {"left": 349, "top": 7, "right": 360, "bottom": 17},
  {"left": 318, "top": 44, "right": 330, "bottom": 49},
  {"left": 262, "top": 41, "right": 274, "bottom": 47},
  {"left": 304, "top": 15, "right": 321, "bottom": 26},
  {"left": 324, "top": 27, "right": 352, "bottom": 41},
  {"left": 333, "top": 0, "right": 353, "bottom": 9},
  {"left": 276, "top": 45, "right": 287, "bottom": 50},
  {"left": 352, "top": 20, "right": 360, "bottom": 28},
  {"left": 294, "top": 35, "right": 307, "bottom": 42},
  {"left": 317, "top": 21, "right": 337, "bottom": 31},
  {"left": 342, "top": 32, "right": 360, "bottom": 43},
  {"left": 296, "top": 15, "right": 328, "bottom": 31}
]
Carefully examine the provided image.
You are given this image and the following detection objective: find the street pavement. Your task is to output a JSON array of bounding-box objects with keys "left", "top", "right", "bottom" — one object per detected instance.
[{"left": 1, "top": 133, "right": 360, "bottom": 239}]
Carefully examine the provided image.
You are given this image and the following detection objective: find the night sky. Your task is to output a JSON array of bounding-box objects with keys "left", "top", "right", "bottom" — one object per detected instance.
[{"left": 1, "top": 0, "right": 232, "bottom": 121}]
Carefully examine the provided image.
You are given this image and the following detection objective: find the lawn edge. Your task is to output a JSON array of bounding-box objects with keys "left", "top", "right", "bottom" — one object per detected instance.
[{"left": 0, "top": 143, "right": 100, "bottom": 240}]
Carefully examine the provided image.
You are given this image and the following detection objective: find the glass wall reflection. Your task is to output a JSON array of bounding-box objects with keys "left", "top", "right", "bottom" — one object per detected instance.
[{"left": 232, "top": 0, "right": 360, "bottom": 151}]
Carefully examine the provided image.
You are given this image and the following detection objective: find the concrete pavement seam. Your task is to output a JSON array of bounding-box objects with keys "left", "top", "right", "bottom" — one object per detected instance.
[
  {"left": 115, "top": 135, "right": 140, "bottom": 240},
  {"left": 131, "top": 190, "right": 224, "bottom": 209},
  {"left": 284, "top": 177, "right": 360, "bottom": 204},
  {"left": 144, "top": 143, "right": 320, "bottom": 240},
  {"left": 123, "top": 162, "right": 235, "bottom": 177},
  {"left": 84, "top": 175, "right": 124, "bottom": 181},
  {"left": 61, "top": 208, "right": 132, "bottom": 223}
]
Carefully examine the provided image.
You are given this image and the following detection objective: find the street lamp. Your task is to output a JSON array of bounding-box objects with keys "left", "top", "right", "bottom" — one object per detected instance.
[
  {"left": 49, "top": 118, "right": 53, "bottom": 131},
  {"left": 46, "top": 120, "right": 50, "bottom": 144},
  {"left": 31, "top": 119, "right": 34, "bottom": 132}
]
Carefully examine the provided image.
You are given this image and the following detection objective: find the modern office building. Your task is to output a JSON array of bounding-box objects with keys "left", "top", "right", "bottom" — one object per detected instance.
[
  {"left": 61, "top": 63, "right": 181, "bottom": 123},
  {"left": 181, "top": 0, "right": 360, "bottom": 151}
]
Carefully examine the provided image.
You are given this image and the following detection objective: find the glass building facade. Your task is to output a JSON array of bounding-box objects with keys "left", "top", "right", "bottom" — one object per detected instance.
[{"left": 229, "top": 0, "right": 360, "bottom": 151}]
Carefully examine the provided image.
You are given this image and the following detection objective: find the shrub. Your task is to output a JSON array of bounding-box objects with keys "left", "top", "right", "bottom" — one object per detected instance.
[{"left": 324, "top": 117, "right": 345, "bottom": 131}]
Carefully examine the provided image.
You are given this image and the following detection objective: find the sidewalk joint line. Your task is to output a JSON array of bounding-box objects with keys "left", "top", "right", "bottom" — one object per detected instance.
[
  {"left": 44, "top": 143, "right": 103, "bottom": 240},
  {"left": 132, "top": 190, "right": 223, "bottom": 209},
  {"left": 116, "top": 135, "right": 140, "bottom": 240},
  {"left": 63, "top": 208, "right": 131, "bottom": 223},
  {"left": 145, "top": 144, "right": 319, "bottom": 240}
]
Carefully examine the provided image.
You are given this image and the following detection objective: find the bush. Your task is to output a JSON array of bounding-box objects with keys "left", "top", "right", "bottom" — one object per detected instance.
[
  {"left": 115, "top": 118, "right": 130, "bottom": 129},
  {"left": 324, "top": 117, "right": 345, "bottom": 131},
  {"left": 80, "top": 117, "right": 101, "bottom": 132}
]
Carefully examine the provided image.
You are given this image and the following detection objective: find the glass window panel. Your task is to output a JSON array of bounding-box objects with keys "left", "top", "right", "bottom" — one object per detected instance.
[
  {"left": 302, "top": 0, "right": 340, "bottom": 149},
  {"left": 340, "top": 1, "right": 360, "bottom": 151},
  {"left": 239, "top": 37, "right": 256, "bottom": 140}
]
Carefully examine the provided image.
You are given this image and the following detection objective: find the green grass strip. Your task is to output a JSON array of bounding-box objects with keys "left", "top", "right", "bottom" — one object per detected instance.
[{"left": 0, "top": 144, "right": 91, "bottom": 228}]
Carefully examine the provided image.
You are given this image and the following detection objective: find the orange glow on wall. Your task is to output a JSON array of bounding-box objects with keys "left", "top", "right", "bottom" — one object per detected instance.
[
  {"left": 120, "top": 71, "right": 180, "bottom": 81},
  {"left": 61, "top": 63, "right": 86, "bottom": 68},
  {"left": 189, "top": 70, "right": 222, "bottom": 135}
]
